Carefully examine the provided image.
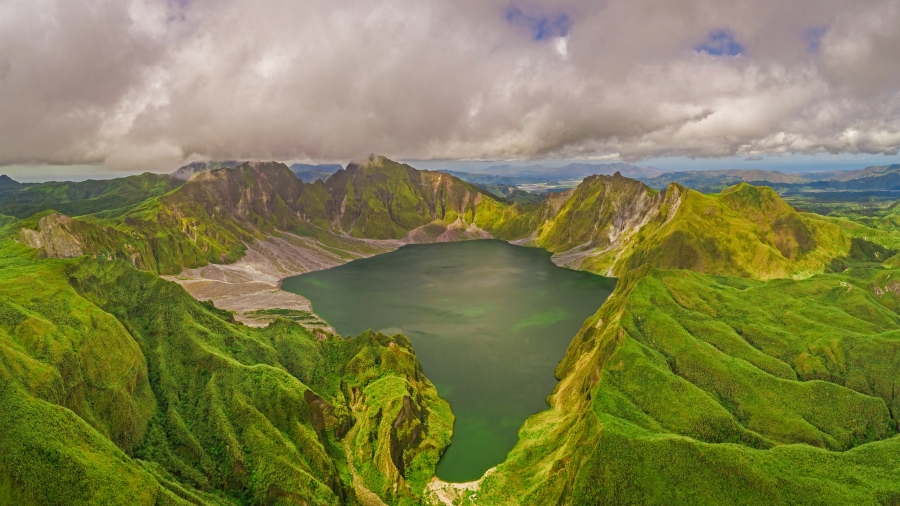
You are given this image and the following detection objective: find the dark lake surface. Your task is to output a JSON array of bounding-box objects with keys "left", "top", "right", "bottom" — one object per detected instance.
[{"left": 281, "top": 240, "right": 615, "bottom": 482}]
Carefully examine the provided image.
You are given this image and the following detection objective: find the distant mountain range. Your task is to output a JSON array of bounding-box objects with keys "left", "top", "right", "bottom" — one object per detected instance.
[
  {"left": 642, "top": 164, "right": 900, "bottom": 192},
  {"left": 806, "top": 163, "right": 900, "bottom": 182},
  {"left": 475, "top": 183, "right": 545, "bottom": 204},
  {"left": 168, "top": 160, "right": 900, "bottom": 195},
  {"left": 288, "top": 163, "right": 343, "bottom": 174},
  {"left": 441, "top": 162, "right": 663, "bottom": 187},
  {"left": 478, "top": 162, "right": 665, "bottom": 179},
  {"left": 288, "top": 163, "right": 343, "bottom": 183}
]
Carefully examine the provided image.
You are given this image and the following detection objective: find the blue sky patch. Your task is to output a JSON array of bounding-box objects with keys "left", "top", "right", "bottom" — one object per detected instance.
[
  {"left": 695, "top": 30, "right": 744, "bottom": 56},
  {"left": 805, "top": 27, "right": 828, "bottom": 53},
  {"left": 505, "top": 4, "right": 571, "bottom": 41}
]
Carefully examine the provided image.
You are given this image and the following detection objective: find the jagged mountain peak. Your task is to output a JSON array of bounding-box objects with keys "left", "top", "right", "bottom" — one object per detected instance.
[
  {"left": 298, "top": 155, "right": 505, "bottom": 240},
  {"left": 171, "top": 160, "right": 243, "bottom": 181},
  {"left": 528, "top": 174, "right": 843, "bottom": 279}
]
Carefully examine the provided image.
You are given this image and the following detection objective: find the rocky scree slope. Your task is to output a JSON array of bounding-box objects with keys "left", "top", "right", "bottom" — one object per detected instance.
[{"left": 14, "top": 158, "right": 526, "bottom": 276}]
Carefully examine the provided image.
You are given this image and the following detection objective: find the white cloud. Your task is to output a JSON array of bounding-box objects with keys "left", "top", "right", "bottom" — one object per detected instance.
[
  {"left": 0, "top": 0, "right": 899, "bottom": 171},
  {"left": 554, "top": 37, "right": 569, "bottom": 58}
]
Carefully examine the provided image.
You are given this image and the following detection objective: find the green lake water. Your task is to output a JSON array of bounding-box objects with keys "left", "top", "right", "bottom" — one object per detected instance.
[{"left": 281, "top": 240, "right": 615, "bottom": 482}]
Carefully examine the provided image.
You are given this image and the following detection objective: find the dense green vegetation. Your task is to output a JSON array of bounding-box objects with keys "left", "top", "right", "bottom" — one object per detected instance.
[
  {"left": 478, "top": 266, "right": 900, "bottom": 505},
  {"left": 0, "top": 226, "right": 451, "bottom": 505},
  {"left": 4, "top": 156, "right": 900, "bottom": 504},
  {"left": 243, "top": 308, "right": 328, "bottom": 326},
  {"left": 476, "top": 184, "right": 544, "bottom": 205},
  {"left": 525, "top": 177, "right": 848, "bottom": 279},
  {"left": 0, "top": 173, "right": 182, "bottom": 219}
]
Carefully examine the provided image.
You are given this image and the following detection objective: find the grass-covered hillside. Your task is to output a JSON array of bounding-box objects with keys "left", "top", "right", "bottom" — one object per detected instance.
[
  {"left": 526, "top": 176, "right": 849, "bottom": 279},
  {"left": 0, "top": 227, "right": 452, "bottom": 505},
  {"left": 0, "top": 173, "right": 182, "bottom": 219},
  {"left": 12, "top": 158, "right": 529, "bottom": 274},
  {"left": 12, "top": 158, "right": 852, "bottom": 281},
  {"left": 5, "top": 157, "right": 900, "bottom": 505},
  {"left": 477, "top": 265, "right": 900, "bottom": 505}
]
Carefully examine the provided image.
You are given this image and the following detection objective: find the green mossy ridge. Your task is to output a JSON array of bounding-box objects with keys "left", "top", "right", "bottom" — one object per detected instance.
[
  {"left": 477, "top": 266, "right": 900, "bottom": 505},
  {"left": 11, "top": 158, "right": 525, "bottom": 275},
  {"left": 7, "top": 158, "right": 900, "bottom": 504},
  {"left": 0, "top": 172, "right": 183, "bottom": 219},
  {"left": 0, "top": 229, "right": 451, "bottom": 504},
  {"left": 244, "top": 308, "right": 321, "bottom": 323},
  {"left": 528, "top": 178, "right": 850, "bottom": 279},
  {"left": 299, "top": 155, "right": 512, "bottom": 240},
  {"left": 8, "top": 158, "right": 859, "bottom": 283}
]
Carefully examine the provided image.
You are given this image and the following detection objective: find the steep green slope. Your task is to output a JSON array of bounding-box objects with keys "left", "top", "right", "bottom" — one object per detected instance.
[
  {"left": 12, "top": 159, "right": 528, "bottom": 275},
  {"left": 527, "top": 173, "right": 661, "bottom": 257},
  {"left": 0, "top": 173, "right": 182, "bottom": 219},
  {"left": 298, "top": 155, "right": 515, "bottom": 240},
  {"left": 528, "top": 177, "right": 848, "bottom": 279},
  {"left": 8, "top": 157, "right": 900, "bottom": 505},
  {"left": 478, "top": 266, "right": 900, "bottom": 505},
  {"left": 0, "top": 229, "right": 451, "bottom": 504},
  {"left": 13, "top": 163, "right": 311, "bottom": 274}
]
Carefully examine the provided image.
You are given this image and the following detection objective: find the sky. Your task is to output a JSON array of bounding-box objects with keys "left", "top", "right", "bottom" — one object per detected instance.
[{"left": 2, "top": 0, "right": 900, "bottom": 179}]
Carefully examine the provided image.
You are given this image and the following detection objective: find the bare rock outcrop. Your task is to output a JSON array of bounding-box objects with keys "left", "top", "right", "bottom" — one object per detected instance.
[{"left": 18, "top": 213, "right": 84, "bottom": 258}]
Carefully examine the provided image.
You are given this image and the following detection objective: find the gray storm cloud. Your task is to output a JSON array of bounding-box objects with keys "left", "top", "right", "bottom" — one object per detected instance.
[{"left": 1, "top": 0, "right": 899, "bottom": 170}]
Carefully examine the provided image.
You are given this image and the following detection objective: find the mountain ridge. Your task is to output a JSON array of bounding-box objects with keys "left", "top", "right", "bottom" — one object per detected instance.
[
  {"left": 642, "top": 164, "right": 900, "bottom": 193},
  {"left": 171, "top": 160, "right": 243, "bottom": 181},
  {"left": 480, "top": 162, "right": 664, "bottom": 179},
  {"left": 4, "top": 155, "right": 900, "bottom": 505}
]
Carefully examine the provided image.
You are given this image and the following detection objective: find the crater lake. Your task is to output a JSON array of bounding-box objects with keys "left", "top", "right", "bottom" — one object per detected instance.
[{"left": 281, "top": 240, "right": 615, "bottom": 482}]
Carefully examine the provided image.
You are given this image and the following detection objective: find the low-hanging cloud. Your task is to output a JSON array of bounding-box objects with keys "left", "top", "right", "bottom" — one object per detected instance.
[{"left": 1, "top": 0, "right": 899, "bottom": 170}]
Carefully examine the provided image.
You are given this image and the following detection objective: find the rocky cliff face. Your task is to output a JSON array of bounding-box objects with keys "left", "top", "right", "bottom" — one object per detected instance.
[
  {"left": 170, "top": 160, "right": 242, "bottom": 181},
  {"left": 16, "top": 159, "right": 851, "bottom": 282},
  {"left": 519, "top": 176, "right": 847, "bottom": 280},
  {"left": 298, "top": 155, "right": 504, "bottom": 240},
  {"left": 163, "top": 161, "right": 307, "bottom": 236},
  {"left": 524, "top": 173, "right": 666, "bottom": 273},
  {"left": 18, "top": 213, "right": 85, "bottom": 258}
]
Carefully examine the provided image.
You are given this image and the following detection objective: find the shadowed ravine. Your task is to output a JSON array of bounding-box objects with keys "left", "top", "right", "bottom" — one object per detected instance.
[{"left": 281, "top": 240, "right": 616, "bottom": 482}]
